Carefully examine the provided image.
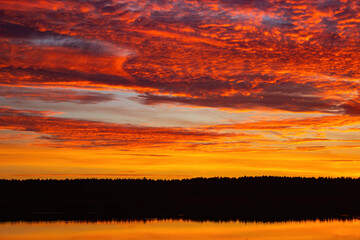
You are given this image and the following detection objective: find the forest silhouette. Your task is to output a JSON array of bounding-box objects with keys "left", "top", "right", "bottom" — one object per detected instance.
[{"left": 1, "top": 176, "right": 360, "bottom": 222}]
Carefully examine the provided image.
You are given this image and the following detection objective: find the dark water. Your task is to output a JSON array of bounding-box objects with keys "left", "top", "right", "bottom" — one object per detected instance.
[{"left": 1, "top": 219, "right": 360, "bottom": 240}]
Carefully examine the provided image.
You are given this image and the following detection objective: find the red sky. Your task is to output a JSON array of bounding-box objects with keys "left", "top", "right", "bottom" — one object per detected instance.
[{"left": 1, "top": 0, "right": 360, "bottom": 178}]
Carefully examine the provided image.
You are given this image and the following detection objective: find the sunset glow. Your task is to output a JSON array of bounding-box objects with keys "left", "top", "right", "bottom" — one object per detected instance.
[{"left": 1, "top": 0, "right": 360, "bottom": 178}]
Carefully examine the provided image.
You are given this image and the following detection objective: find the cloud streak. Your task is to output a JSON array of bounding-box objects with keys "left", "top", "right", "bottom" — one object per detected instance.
[
  {"left": 0, "top": 86, "right": 116, "bottom": 104},
  {"left": 0, "top": 21, "right": 134, "bottom": 57},
  {"left": 0, "top": 107, "right": 237, "bottom": 150},
  {"left": 2, "top": 107, "right": 360, "bottom": 153}
]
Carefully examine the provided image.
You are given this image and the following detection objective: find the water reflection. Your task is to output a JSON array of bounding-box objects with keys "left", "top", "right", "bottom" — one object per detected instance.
[{"left": 1, "top": 219, "right": 360, "bottom": 240}]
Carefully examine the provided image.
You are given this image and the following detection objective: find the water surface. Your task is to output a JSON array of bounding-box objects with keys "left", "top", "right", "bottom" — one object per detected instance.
[{"left": 1, "top": 219, "right": 360, "bottom": 240}]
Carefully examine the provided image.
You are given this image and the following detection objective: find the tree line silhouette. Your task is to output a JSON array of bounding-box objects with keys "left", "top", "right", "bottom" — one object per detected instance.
[{"left": 1, "top": 176, "right": 360, "bottom": 222}]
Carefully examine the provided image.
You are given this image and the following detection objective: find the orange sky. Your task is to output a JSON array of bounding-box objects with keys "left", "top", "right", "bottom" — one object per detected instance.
[{"left": 0, "top": 0, "right": 360, "bottom": 178}]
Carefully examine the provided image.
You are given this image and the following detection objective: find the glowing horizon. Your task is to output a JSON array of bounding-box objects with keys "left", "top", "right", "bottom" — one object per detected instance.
[{"left": 1, "top": 0, "right": 360, "bottom": 179}]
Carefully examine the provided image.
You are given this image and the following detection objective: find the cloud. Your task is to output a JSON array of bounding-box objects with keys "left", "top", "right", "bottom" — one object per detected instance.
[
  {"left": 0, "top": 0, "right": 359, "bottom": 115},
  {"left": 0, "top": 107, "right": 236, "bottom": 150},
  {"left": 2, "top": 107, "right": 360, "bottom": 153},
  {"left": 28, "top": 36, "right": 133, "bottom": 57},
  {"left": 0, "top": 21, "right": 134, "bottom": 57},
  {"left": 0, "top": 107, "right": 60, "bottom": 117},
  {"left": 0, "top": 86, "right": 116, "bottom": 104},
  {"left": 205, "top": 115, "right": 360, "bottom": 131},
  {"left": 340, "top": 97, "right": 360, "bottom": 116},
  {"left": 0, "top": 66, "right": 132, "bottom": 87},
  {"left": 135, "top": 90, "right": 340, "bottom": 114},
  {"left": 296, "top": 146, "right": 326, "bottom": 151}
]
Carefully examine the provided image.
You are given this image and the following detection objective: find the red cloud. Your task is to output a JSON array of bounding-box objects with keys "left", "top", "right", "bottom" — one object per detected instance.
[
  {"left": 0, "top": 0, "right": 359, "bottom": 114},
  {"left": 0, "top": 107, "right": 235, "bottom": 150}
]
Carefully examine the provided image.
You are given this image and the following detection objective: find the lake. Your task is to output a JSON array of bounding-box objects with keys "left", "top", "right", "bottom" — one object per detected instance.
[{"left": 1, "top": 219, "right": 360, "bottom": 240}]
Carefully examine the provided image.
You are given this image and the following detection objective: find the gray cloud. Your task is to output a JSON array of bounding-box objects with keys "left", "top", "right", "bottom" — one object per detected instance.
[
  {"left": 0, "top": 21, "right": 134, "bottom": 57},
  {"left": 0, "top": 86, "right": 116, "bottom": 104}
]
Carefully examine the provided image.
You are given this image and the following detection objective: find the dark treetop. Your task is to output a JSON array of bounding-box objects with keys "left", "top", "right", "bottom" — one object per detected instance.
[{"left": 1, "top": 176, "right": 360, "bottom": 222}]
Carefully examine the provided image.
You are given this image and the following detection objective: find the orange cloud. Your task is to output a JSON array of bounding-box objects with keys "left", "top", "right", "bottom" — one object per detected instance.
[
  {"left": 0, "top": 107, "right": 238, "bottom": 150},
  {"left": 206, "top": 115, "right": 360, "bottom": 130},
  {"left": 2, "top": 107, "right": 360, "bottom": 154}
]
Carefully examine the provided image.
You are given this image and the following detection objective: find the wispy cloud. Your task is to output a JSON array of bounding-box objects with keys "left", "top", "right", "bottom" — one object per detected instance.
[
  {"left": 0, "top": 107, "right": 236, "bottom": 150},
  {"left": 2, "top": 107, "right": 360, "bottom": 153},
  {"left": 0, "top": 86, "right": 116, "bottom": 104}
]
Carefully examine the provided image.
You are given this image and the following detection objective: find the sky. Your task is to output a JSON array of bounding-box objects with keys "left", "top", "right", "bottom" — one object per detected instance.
[{"left": 0, "top": 0, "right": 360, "bottom": 179}]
